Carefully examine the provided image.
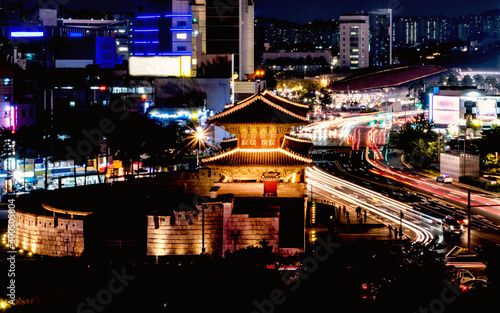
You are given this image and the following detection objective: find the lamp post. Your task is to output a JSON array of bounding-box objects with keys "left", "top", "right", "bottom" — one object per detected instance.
[
  {"left": 188, "top": 126, "right": 208, "bottom": 169},
  {"left": 202, "top": 204, "right": 205, "bottom": 254}
]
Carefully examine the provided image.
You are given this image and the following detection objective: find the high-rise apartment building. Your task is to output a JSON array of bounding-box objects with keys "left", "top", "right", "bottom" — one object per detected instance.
[
  {"left": 205, "top": 0, "right": 254, "bottom": 80},
  {"left": 339, "top": 13, "right": 369, "bottom": 69},
  {"left": 369, "top": 9, "right": 392, "bottom": 67}
]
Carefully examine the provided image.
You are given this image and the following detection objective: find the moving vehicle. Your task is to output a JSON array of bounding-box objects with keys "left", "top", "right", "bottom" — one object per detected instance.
[
  {"left": 437, "top": 174, "right": 453, "bottom": 183},
  {"left": 442, "top": 216, "right": 464, "bottom": 233}
]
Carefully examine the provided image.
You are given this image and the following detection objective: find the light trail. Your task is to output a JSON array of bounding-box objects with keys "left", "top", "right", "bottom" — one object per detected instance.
[{"left": 306, "top": 166, "right": 435, "bottom": 244}]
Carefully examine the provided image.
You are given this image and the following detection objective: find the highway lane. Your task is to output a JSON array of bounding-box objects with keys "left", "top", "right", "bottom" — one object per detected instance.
[
  {"left": 305, "top": 166, "right": 436, "bottom": 245},
  {"left": 320, "top": 151, "right": 500, "bottom": 248},
  {"left": 302, "top": 111, "right": 500, "bottom": 248}
]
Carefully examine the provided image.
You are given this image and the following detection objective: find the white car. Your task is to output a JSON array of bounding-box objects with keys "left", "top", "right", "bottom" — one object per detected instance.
[
  {"left": 437, "top": 174, "right": 453, "bottom": 183},
  {"left": 454, "top": 269, "right": 475, "bottom": 285}
]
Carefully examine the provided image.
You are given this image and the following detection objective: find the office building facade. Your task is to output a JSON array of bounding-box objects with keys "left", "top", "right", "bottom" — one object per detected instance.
[
  {"left": 369, "top": 9, "right": 392, "bottom": 67},
  {"left": 205, "top": 0, "right": 254, "bottom": 80},
  {"left": 339, "top": 14, "right": 369, "bottom": 69}
]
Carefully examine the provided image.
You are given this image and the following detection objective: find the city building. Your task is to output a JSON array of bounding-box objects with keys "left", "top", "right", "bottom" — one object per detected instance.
[
  {"left": 132, "top": 0, "right": 192, "bottom": 57},
  {"left": 205, "top": 0, "right": 254, "bottom": 80},
  {"left": 369, "top": 9, "right": 392, "bottom": 67},
  {"left": 339, "top": 13, "right": 369, "bottom": 69},
  {"left": 429, "top": 86, "right": 500, "bottom": 129},
  {"left": 328, "top": 64, "right": 447, "bottom": 110},
  {"left": 61, "top": 16, "right": 133, "bottom": 64},
  {"left": 439, "top": 152, "right": 480, "bottom": 179},
  {"left": 1, "top": 9, "right": 127, "bottom": 69}
]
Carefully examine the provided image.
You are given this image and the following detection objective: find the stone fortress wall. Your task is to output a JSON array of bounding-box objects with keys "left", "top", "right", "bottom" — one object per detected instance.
[{"left": 15, "top": 210, "right": 85, "bottom": 257}]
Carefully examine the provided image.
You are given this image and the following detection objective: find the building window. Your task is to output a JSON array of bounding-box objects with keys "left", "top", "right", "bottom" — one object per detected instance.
[
  {"left": 177, "top": 46, "right": 187, "bottom": 51},
  {"left": 177, "top": 21, "right": 187, "bottom": 27},
  {"left": 21, "top": 109, "right": 26, "bottom": 118},
  {"left": 176, "top": 33, "right": 187, "bottom": 40}
]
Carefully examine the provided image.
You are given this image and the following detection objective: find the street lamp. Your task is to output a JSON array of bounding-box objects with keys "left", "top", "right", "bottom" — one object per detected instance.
[{"left": 187, "top": 125, "right": 209, "bottom": 168}]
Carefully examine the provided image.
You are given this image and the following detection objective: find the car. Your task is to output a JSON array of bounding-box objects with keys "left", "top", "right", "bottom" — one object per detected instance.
[
  {"left": 460, "top": 279, "right": 490, "bottom": 292},
  {"left": 453, "top": 269, "right": 475, "bottom": 285},
  {"left": 442, "top": 216, "right": 464, "bottom": 233},
  {"left": 437, "top": 174, "right": 453, "bottom": 183}
]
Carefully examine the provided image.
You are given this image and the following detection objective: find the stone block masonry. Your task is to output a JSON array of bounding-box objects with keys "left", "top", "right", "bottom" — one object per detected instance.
[
  {"left": 15, "top": 210, "right": 85, "bottom": 257},
  {"left": 147, "top": 199, "right": 288, "bottom": 257}
]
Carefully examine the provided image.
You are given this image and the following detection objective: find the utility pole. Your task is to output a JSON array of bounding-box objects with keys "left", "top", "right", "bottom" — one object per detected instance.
[
  {"left": 399, "top": 210, "right": 404, "bottom": 237},
  {"left": 467, "top": 189, "right": 471, "bottom": 251},
  {"left": 201, "top": 204, "right": 205, "bottom": 254},
  {"left": 230, "top": 230, "right": 241, "bottom": 252}
]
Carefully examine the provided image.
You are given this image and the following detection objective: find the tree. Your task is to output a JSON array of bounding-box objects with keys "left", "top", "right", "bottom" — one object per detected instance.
[
  {"left": 395, "top": 113, "right": 437, "bottom": 168},
  {"left": 447, "top": 73, "right": 459, "bottom": 86},
  {"left": 484, "top": 76, "right": 498, "bottom": 91},
  {"left": 461, "top": 74, "right": 474, "bottom": 86},
  {"left": 438, "top": 73, "right": 447, "bottom": 86},
  {"left": 478, "top": 127, "right": 500, "bottom": 157},
  {"left": 473, "top": 74, "right": 485, "bottom": 88},
  {"left": 319, "top": 88, "right": 332, "bottom": 106}
]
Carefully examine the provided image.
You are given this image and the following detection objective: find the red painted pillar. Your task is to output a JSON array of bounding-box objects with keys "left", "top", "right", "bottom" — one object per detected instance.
[{"left": 262, "top": 172, "right": 280, "bottom": 196}]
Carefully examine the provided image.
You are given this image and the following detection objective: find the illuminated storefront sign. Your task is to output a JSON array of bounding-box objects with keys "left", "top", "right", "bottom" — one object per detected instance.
[
  {"left": 430, "top": 95, "right": 460, "bottom": 125},
  {"left": 476, "top": 98, "right": 497, "bottom": 120}
]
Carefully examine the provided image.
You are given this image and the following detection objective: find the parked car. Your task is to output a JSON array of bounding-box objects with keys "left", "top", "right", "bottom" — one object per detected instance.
[
  {"left": 437, "top": 174, "right": 453, "bottom": 183},
  {"left": 460, "top": 279, "right": 490, "bottom": 292},
  {"left": 453, "top": 269, "right": 475, "bottom": 285}
]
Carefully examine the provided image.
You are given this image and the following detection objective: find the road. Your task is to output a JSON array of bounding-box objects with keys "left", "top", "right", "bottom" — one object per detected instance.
[
  {"left": 302, "top": 111, "right": 500, "bottom": 249},
  {"left": 306, "top": 165, "right": 436, "bottom": 245},
  {"left": 322, "top": 151, "right": 500, "bottom": 248}
]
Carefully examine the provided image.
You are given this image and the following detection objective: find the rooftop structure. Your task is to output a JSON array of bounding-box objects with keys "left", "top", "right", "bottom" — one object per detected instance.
[
  {"left": 329, "top": 65, "right": 447, "bottom": 91},
  {"left": 203, "top": 90, "right": 313, "bottom": 182}
]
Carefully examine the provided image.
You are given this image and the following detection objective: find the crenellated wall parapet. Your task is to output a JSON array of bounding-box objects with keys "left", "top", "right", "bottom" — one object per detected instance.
[{"left": 15, "top": 210, "right": 85, "bottom": 257}]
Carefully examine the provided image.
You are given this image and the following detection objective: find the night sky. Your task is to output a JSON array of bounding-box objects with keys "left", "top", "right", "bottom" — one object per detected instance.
[{"left": 26, "top": 0, "right": 500, "bottom": 24}]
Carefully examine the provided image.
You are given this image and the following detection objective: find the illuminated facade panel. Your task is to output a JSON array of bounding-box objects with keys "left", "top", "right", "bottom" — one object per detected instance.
[
  {"left": 129, "top": 56, "right": 191, "bottom": 76},
  {"left": 430, "top": 95, "right": 461, "bottom": 125}
]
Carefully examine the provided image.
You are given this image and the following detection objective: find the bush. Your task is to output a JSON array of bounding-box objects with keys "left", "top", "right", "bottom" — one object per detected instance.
[
  {"left": 486, "top": 183, "right": 500, "bottom": 192},
  {"left": 459, "top": 176, "right": 487, "bottom": 189}
]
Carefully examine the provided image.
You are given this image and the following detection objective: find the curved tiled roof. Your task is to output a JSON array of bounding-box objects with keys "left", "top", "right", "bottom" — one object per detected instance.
[
  {"left": 202, "top": 148, "right": 312, "bottom": 167},
  {"left": 209, "top": 90, "right": 309, "bottom": 125},
  {"left": 281, "top": 135, "right": 314, "bottom": 156},
  {"left": 220, "top": 137, "right": 238, "bottom": 151}
]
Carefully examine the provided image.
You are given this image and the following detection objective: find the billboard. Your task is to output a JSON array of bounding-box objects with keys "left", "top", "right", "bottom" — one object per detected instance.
[
  {"left": 476, "top": 98, "right": 497, "bottom": 120},
  {"left": 430, "top": 95, "right": 460, "bottom": 125},
  {"left": 129, "top": 56, "right": 191, "bottom": 77}
]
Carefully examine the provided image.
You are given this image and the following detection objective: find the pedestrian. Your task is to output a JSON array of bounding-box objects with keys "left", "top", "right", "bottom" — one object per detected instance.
[
  {"left": 364, "top": 210, "right": 367, "bottom": 223},
  {"left": 399, "top": 227, "right": 403, "bottom": 238},
  {"left": 346, "top": 211, "right": 349, "bottom": 219},
  {"left": 343, "top": 206, "right": 346, "bottom": 216},
  {"left": 347, "top": 218, "right": 350, "bottom": 226},
  {"left": 388, "top": 224, "right": 392, "bottom": 233}
]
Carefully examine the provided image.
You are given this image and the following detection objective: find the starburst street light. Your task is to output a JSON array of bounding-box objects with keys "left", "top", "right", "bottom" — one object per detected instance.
[{"left": 186, "top": 124, "right": 210, "bottom": 168}]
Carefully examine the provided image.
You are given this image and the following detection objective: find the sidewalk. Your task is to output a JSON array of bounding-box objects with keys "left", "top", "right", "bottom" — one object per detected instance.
[
  {"left": 336, "top": 203, "right": 410, "bottom": 241},
  {"left": 309, "top": 200, "right": 413, "bottom": 241}
]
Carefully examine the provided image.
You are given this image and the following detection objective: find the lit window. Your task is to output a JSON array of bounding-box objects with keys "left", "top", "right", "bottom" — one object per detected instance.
[{"left": 176, "top": 33, "right": 187, "bottom": 40}]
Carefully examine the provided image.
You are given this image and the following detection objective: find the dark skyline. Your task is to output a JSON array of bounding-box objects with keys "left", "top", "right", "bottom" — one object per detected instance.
[{"left": 24, "top": 0, "right": 500, "bottom": 24}]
